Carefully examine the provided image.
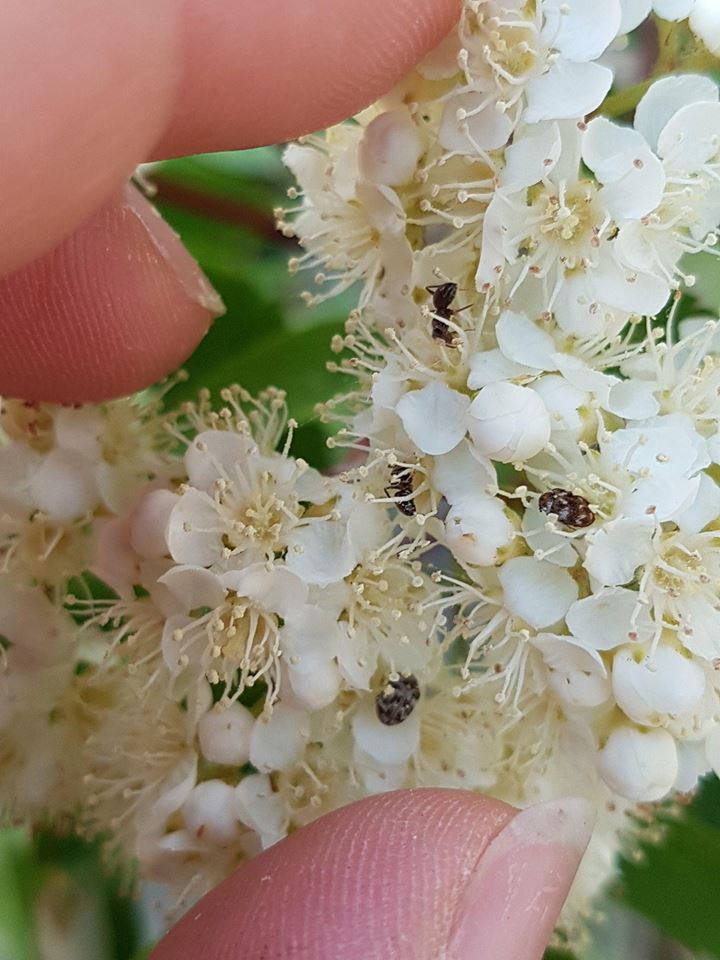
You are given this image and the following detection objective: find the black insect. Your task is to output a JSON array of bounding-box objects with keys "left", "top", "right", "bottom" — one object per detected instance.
[
  {"left": 538, "top": 488, "right": 595, "bottom": 529},
  {"left": 426, "top": 282, "right": 469, "bottom": 347},
  {"left": 385, "top": 465, "right": 416, "bottom": 517},
  {"left": 375, "top": 674, "right": 421, "bottom": 726}
]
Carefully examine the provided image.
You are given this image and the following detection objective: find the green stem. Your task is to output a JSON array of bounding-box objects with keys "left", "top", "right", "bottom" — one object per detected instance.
[{"left": 601, "top": 79, "right": 654, "bottom": 119}]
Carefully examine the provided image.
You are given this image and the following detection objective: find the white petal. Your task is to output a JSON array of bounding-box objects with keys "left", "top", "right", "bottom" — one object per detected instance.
[
  {"left": 677, "top": 594, "right": 720, "bottom": 659},
  {"left": 521, "top": 502, "right": 578, "bottom": 567},
  {"left": 675, "top": 740, "right": 710, "bottom": 794},
  {"left": 612, "top": 644, "right": 705, "bottom": 724},
  {"left": 182, "top": 780, "right": 239, "bottom": 845},
  {"left": 249, "top": 704, "right": 310, "bottom": 772},
  {"left": 496, "top": 310, "right": 557, "bottom": 371},
  {"left": 167, "top": 489, "right": 223, "bottom": 566},
  {"left": 654, "top": 0, "right": 696, "bottom": 18},
  {"left": 498, "top": 556, "right": 578, "bottom": 629},
  {"left": 466, "top": 349, "right": 534, "bottom": 389},
  {"left": 501, "top": 122, "right": 562, "bottom": 190},
  {"left": 619, "top": 474, "right": 700, "bottom": 523},
  {"left": 287, "top": 654, "right": 342, "bottom": 709},
  {"left": 185, "top": 431, "right": 256, "bottom": 491},
  {"left": 352, "top": 703, "right": 419, "bottom": 766},
  {"left": 635, "top": 74, "right": 719, "bottom": 150},
  {"left": 445, "top": 497, "right": 515, "bottom": 566},
  {"left": 532, "top": 374, "right": 591, "bottom": 438},
  {"left": 675, "top": 472, "right": 720, "bottom": 534},
  {"left": 606, "top": 380, "right": 660, "bottom": 419},
  {"left": 525, "top": 60, "right": 613, "bottom": 123},
  {"left": 468, "top": 382, "right": 550, "bottom": 463},
  {"left": 618, "top": 0, "right": 652, "bottom": 33},
  {"left": 235, "top": 774, "right": 286, "bottom": 845},
  {"left": 542, "top": 0, "right": 621, "bottom": 61},
  {"left": 146, "top": 753, "right": 198, "bottom": 834},
  {"left": 440, "top": 92, "right": 514, "bottom": 152},
  {"left": 705, "top": 724, "right": 720, "bottom": 778},
  {"left": 590, "top": 250, "right": 671, "bottom": 315},
  {"left": 432, "top": 442, "right": 497, "bottom": 505},
  {"left": 605, "top": 414, "right": 709, "bottom": 479},
  {"left": 222, "top": 566, "right": 307, "bottom": 619},
  {"left": 358, "top": 109, "right": 423, "bottom": 186},
  {"left": 395, "top": 381, "right": 470, "bottom": 456},
  {"left": 533, "top": 633, "right": 611, "bottom": 707},
  {"left": 355, "top": 181, "right": 406, "bottom": 235},
  {"left": 285, "top": 518, "right": 357, "bottom": 585},
  {"left": 690, "top": 0, "right": 720, "bottom": 53},
  {"left": 657, "top": 101, "right": 720, "bottom": 172},
  {"left": 584, "top": 519, "right": 654, "bottom": 586},
  {"left": 159, "top": 565, "right": 226, "bottom": 612},
  {"left": 598, "top": 725, "right": 678, "bottom": 801},
  {"left": 583, "top": 119, "right": 665, "bottom": 218},
  {"left": 29, "top": 449, "right": 99, "bottom": 521},
  {"left": 52, "top": 407, "right": 103, "bottom": 461},
  {"left": 197, "top": 703, "right": 254, "bottom": 766},
  {"left": 566, "top": 587, "right": 654, "bottom": 651},
  {"left": 129, "top": 488, "right": 177, "bottom": 559}
]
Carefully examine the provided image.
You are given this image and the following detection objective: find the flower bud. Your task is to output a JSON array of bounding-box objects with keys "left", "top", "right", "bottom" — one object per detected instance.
[
  {"left": 612, "top": 644, "right": 705, "bottom": 726},
  {"left": 182, "top": 780, "right": 239, "bottom": 844},
  {"left": 197, "top": 702, "right": 254, "bottom": 767},
  {"left": 358, "top": 110, "right": 423, "bottom": 186},
  {"left": 598, "top": 725, "right": 678, "bottom": 801},
  {"left": 467, "top": 382, "right": 550, "bottom": 463},
  {"left": 690, "top": 0, "right": 720, "bottom": 54},
  {"left": 445, "top": 496, "right": 515, "bottom": 566}
]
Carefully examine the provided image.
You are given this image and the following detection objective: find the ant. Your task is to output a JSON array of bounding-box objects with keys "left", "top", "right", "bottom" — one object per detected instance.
[
  {"left": 384, "top": 465, "right": 417, "bottom": 517},
  {"left": 425, "top": 282, "right": 470, "bottom": 347}
]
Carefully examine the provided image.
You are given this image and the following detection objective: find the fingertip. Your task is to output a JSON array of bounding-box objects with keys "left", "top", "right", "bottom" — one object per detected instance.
[
  {"left": 156, "top": 0, "right": 461, "bottom": 155},
  {"left": 152, "top": 789, "right": 516, "bottom": 960},
  {"left": 0, "top": 186, "right": 222, "bottom": 404}
]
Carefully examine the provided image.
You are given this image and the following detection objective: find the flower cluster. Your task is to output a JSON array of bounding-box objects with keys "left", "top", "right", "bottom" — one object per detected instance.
[{"left": 2, "top": 0, "right": 720, "bottom": 948}]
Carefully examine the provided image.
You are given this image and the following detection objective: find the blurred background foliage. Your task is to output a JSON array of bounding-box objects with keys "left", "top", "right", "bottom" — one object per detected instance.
[{"left": 1, "top": 147, "right": 718, "bottom": 959}]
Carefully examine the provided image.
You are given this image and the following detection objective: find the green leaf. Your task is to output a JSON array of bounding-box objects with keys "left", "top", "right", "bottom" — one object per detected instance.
[
  {"left": 617, "top": 787, "right": 720, "bottom": 958},
  {"left": 167, "top": 319, "right": 344, "bottom": 422},
  {"left": 153, "top": 147, "right": 288, "bottom": 208},
  {"left": 0, "top": 829, "right": 40, "bottom": 960}
]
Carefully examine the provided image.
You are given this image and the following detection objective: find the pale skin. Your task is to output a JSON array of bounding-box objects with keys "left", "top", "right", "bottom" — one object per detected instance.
[{"left": 1, "top": 3, "right": 589, "bottom": 956}]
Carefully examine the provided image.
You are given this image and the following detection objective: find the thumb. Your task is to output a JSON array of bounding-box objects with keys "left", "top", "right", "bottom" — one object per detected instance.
[{"left": 151, "top": 788, "right": 594, "bottom": 960}]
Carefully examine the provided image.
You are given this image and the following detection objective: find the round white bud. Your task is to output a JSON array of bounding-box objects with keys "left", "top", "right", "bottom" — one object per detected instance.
[
  {"left": 445, "top": 496, "right": 515, "bottom": 566},
  {"left": 182, "top": 780, "right": 239, "bottom": 844},
  {"left": 598, "top": 725, "right": 678, "bottom": 802},
  {"left": 467, "top": 383, "right": 550, "bottom": 463},
  {"left": 197, "top": 702, "right": 255, "bottom": 767},
  {"left": 612, "top": 644, "right": 705, "bottom": 726}
]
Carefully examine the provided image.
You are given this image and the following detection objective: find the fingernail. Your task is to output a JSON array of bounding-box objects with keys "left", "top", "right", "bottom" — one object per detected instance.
[
  {"left": 123, "top": 182, "right": 225, "bottom": 317},
  {"left": 447, "top": 797, "right": 595, "bottom": 960}
]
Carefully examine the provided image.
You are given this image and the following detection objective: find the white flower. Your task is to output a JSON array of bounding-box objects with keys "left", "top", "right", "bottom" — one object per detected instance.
[
  {"left": 597, "top": 725, "right": 678, "bottom": 801},
  {"left": 468, "top": 382, "right": 551, "bottom": 463}
]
